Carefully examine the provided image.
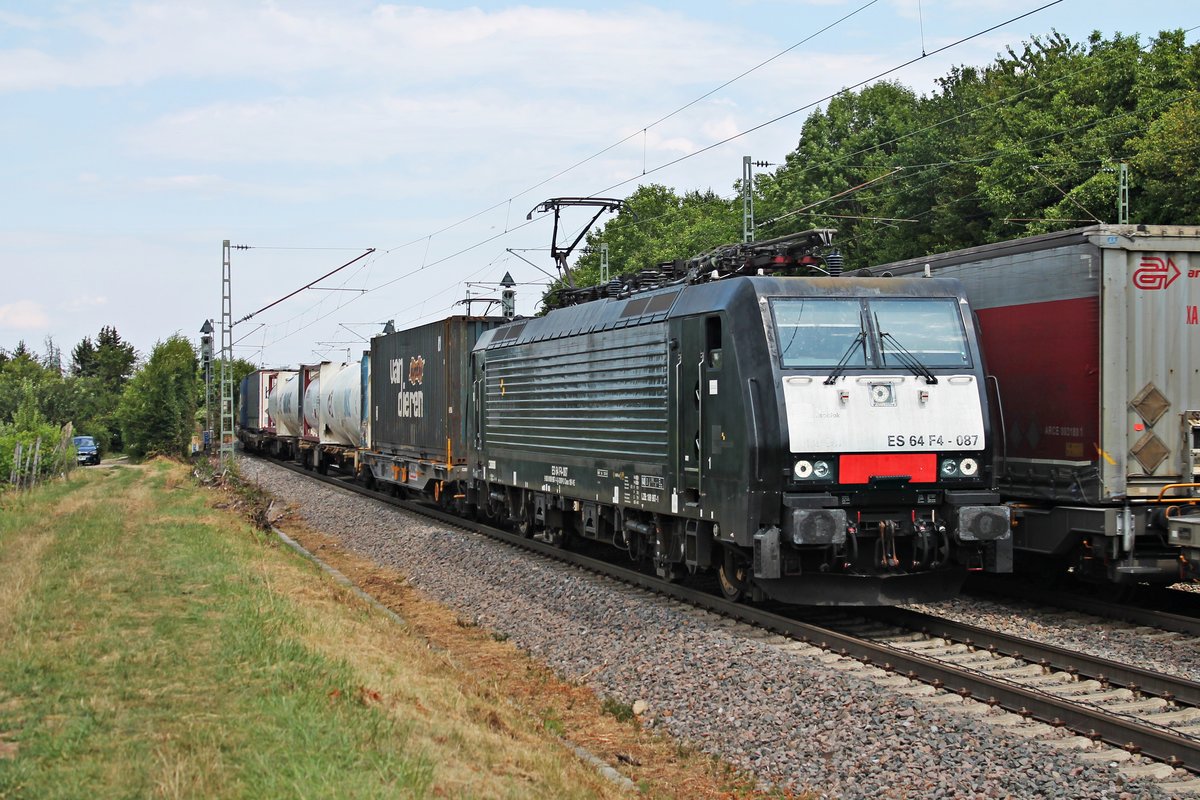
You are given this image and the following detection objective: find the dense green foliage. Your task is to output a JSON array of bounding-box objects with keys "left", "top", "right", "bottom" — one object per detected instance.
[
  {"left": 0, "top": 328, "right": 137, "bottom": 457},
  {"left": 117, "top": 335, "right": 199, "bottom": 460},
  {"left": 568, "top": 29, "right": 1199, "bottom": 288},
  {"left": 0, "top": 324, "right": 259, "bottom": 470},
  {"left": 200, "top": 357, "right": 259, "bottom": 433},
  {"left": 0, "top": 380, "right": 69, "bottom": 483}
]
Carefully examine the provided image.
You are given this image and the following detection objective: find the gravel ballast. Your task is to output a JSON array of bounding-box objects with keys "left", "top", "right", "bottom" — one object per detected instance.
[{"left": 240, "top": 457, "right": 1174, "bottom": 799}]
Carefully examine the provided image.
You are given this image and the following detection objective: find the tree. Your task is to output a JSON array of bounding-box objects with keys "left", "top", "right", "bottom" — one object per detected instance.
[
  {"left": 199, "top": 357, "right": 258, "bottom": 432},
  {"left": 70, "top": 336, "right": 97, "bottom": 377},
  {"left": 117, "top": 335, "right": 198, "bottom": 461},
  {"left": 94, "top": 326, "right": 137, "bottom": 394},
  {"left": 0, "top": 341, "right": 53, "bottom": 426},
  {"left": 552, "top": 184, "right": 739, "bottom": 308}
]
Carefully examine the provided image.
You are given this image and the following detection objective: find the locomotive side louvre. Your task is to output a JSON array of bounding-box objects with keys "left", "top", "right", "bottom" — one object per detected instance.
[
  {"left": 474, "top": 290, "right": 685, "bottom": 531},
  {"left": 480, "top": 327, "right": 671, "bottom": 489},
  {"left": 874, "top": 224, "right": 1200, "bottom": 584}
]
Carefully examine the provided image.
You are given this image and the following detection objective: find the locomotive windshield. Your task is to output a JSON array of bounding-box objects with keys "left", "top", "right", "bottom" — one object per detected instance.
[
  {"left": 772, "top": 297, "right": 970, "bottom": 369},
  {"left": 774, "top": 299, "right": 868, "bottom": 368},
  {"left": 872, "top": 298, "right": 970, "bottom": 368}
]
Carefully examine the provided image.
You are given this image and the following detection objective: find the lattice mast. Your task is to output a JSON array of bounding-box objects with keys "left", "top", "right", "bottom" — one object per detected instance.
[{"left": 220, "top": 240, "right": 234, "bottom": 472}]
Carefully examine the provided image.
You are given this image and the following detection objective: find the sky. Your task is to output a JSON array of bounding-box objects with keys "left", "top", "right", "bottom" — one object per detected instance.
[{"left": 1, "top": 0, "right": 1195, "bottom": 369}]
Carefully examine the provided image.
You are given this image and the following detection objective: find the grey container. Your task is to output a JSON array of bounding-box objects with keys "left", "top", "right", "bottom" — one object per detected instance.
[
  {"left": 368, "top": 316, "right": 507, "bottom": 462},
  {"left": 873, "top": 224, "right": 1200, "bottom": 503},
  {"left": 238, "top": 369, "right": 274, "bottom": 433}
]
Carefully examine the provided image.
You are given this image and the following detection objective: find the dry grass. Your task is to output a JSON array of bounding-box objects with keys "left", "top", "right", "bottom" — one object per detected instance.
[
  {"left": 274, "top": 518, "right": 784, "bottom": 799},
  {"left": 245, "top": 525, "right": 633, "bottom": 798}
]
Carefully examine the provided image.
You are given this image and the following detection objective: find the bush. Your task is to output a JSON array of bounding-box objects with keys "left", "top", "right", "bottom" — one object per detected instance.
[
  {"left": 117, "top": 335, "right": 198, "bottom": 461},
  {"left": 0, "top": 422, "right": 72, "bottom": 484}
]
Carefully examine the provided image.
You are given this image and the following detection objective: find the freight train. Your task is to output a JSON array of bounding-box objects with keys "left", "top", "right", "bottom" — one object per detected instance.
[
  {"left": 872, "top": 225, "right": 1200, "bottom": 586},
  {"left": 239, "top": 229, "right": 1013, "bottom": 605}
]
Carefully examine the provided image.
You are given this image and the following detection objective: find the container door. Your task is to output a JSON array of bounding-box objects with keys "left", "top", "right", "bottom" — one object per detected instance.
[{"left": 1101, "top": 234, "right": 1200, "bottom": 496}]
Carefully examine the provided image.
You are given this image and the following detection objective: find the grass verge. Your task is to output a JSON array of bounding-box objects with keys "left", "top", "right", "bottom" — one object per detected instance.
[{"left": 0, "top": 460, "right": 647, "bottom": 798}]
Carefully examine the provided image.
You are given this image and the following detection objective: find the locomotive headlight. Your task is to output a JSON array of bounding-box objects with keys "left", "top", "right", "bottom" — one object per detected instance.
[
  {"left": 812, "top": 460, "right": 832, "bottom": 479},
  {"left": 794, "top": 460, "right": 813, "bottom": 479},
  {"left": 869, "top": 383, "right": 895, "bottom": 406},
  {"left": 939, "top": 457, "right": 979, "bottom": 479}
]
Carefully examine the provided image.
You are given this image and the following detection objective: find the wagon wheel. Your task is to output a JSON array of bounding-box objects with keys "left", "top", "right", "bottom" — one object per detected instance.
[
  {"left": 543, "top": 527, "right": 567, "bottom": 549},
  {"left": 515, "top": 516, "right": 534, "bottom": 538},
  {"left": 718, "top": 551, "right": 751, "bottom": 602},
  {"left": 511, "top": 494, "right": 535, "bottom": 537},
  {"left": 483, "top": 485, "right": 504, "bottom": 521}
]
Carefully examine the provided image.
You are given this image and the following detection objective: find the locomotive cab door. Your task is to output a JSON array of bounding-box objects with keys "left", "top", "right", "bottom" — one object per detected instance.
[{"left": 677, "top": 314, "right": 722, "bottom": 508}]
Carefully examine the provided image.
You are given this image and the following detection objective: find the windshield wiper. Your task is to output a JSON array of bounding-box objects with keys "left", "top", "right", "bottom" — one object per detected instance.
[
  {"left": 877, "top": 324, "right": 938, "bottom": 385},
  {"left": 824, "top": 310, "right": 868, "bottom": 385}
]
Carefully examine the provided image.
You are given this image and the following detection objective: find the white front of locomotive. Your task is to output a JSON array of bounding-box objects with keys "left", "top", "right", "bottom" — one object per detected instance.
[{"left": 769, "top": 292, "right": 1011, "bottom": 570}]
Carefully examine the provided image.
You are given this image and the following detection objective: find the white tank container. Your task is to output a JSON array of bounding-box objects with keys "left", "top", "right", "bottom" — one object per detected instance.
[
  {"left": 267, "top": 371, "right": 302, "bottom": 437},
  {"left": 302, "top": 375, "right": 321, "bottom": 437},
  {"left": 322, "top": 361, "right": 362, "bottom": 446}
]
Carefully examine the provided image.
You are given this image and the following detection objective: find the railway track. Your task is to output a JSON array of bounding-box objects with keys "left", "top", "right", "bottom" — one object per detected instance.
[
  {"left": 251, "top": 455, "right": 1200, "bottom": 791},
  {"left": 965, "top": 574, "right": 1200, "bottom": 638}
]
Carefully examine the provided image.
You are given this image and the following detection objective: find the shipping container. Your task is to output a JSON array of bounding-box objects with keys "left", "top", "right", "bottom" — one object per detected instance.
[
  {"left": 368, "top": 316, "right": 506, "bottom": 459},
  {"left": 319, "top": 361, "right": 360, "bottom": 446},
  {"left": 299, "top": 364, "right": 321, "bottom": 442},
  {"left": 872, "top": 225, "right": 1200, "bottom": 582},
  {"left": 267, "top": 370, "right": 301, "bottom": 438},
  {"left": 362, "top": 317, "right": 506, "bottom": 498},
  {"left": 238, "top": 369, "right": 279, "bottom": 433}
]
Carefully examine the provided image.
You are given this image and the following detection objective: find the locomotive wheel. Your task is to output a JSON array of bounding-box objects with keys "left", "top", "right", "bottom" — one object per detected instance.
[
  {"left": 544, "top": 527, "right": 567, "bottom": 549},
  {"left": 718, "top": 554, "right": 751, "bottom": 602}
]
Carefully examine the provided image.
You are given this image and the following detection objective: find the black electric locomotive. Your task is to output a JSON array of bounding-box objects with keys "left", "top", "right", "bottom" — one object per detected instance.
[{"left": 460, "top": 231, "right": 1010, "bottom": 605}]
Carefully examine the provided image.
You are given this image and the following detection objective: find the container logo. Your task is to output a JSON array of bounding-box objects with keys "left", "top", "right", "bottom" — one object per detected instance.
[
  {"left": 408, "top": 355, "right": 425, "bottom": 386},
  {"left": 1132, "top": 256, "right": 1181, "bottom": 291}
]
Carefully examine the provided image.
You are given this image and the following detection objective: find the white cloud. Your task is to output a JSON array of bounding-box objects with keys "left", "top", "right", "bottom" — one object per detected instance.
[
  {"left": 0, "top": 4, "right": 742, "bottom": 93},
  {"left": 62, "top": 296, "right": 109, "bottom": 311},
  {"left": 0, "top": 299, "right": 50, "bottom": 330}
]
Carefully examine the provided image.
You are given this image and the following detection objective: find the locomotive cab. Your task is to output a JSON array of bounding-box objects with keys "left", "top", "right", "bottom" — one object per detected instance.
[{"left": 670, "top": 276, "right": 1011, "bottom": 605}]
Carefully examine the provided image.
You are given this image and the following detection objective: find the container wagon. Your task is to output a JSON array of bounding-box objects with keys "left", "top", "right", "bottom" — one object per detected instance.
[
  {"left": 360, "top": 316, "right": 508, "bottom": 504},
  {"left": 237, "top": 368, "right": 282, "bottom": 452},
  {"left": 872, "top": 225, "right": 1200, "bottom": 584},
  {"left": 292, "top": 361, "right": 365, "bottom": 474}
]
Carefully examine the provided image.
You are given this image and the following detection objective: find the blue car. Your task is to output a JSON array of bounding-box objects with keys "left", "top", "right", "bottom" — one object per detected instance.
[{"left": 73, "top": 435, "right": 100, "bottom": 466}]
